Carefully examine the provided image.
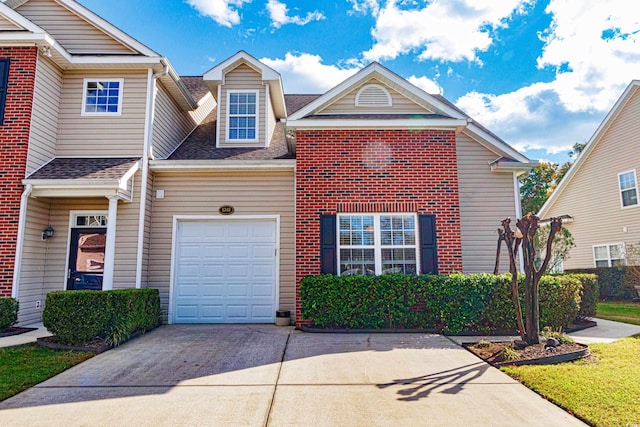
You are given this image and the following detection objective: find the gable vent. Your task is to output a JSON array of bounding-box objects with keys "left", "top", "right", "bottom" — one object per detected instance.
[{"left": 355, "top": 84, "right": 392, "bottom": 107}]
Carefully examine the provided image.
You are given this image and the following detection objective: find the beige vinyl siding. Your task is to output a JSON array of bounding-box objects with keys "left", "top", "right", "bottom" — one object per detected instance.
[
  {"left": 189, "top": 93, "right": 216, "bottom": 127},
  {"left": 15, "top": 0, "right": 136, "bottom": 54},
  {"left": 219, "top": 64, "right": 266, "bottom": 148},
  {"left": 321, "top": 78, "right": 430, "bottom": 115},
  {"left": 456, "top": 133, "right": 518, "bottom": 273},
  {"left": 111, "top": 174, "right": 144, "bottom": 288},
  {"left": 26, "top": 54, "right": 62, "bottom": 175},
  {"left": 17, "top": 198, "right": 51, "bottom": 325},
  {"left": 544, "top": 90, "right": 640, "bottom": 269},
  {"left": 149, "top": 170, "right": 295, "bottom": 321},
  {"left": 152, "top": 82, "right": 197, "bottom": 159},
  {"left": 267, "top": 91, "right": 276, "bottom": 145},
  {"left": 56, "top": 70, "right": 148, "bottom": 157},
  {"left": 0, "top": 14, "right": 22, "bottom": 30}
]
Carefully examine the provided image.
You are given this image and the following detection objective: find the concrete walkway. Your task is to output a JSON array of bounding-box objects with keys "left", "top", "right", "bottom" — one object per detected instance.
[{"left": 0, "top": 325, "right": 587, "bottom": 426}]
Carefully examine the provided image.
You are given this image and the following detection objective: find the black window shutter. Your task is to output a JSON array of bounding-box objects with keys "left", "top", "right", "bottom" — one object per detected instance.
[
  {"left": 320, "top": 214, "right": 337, "bottom": 274},
  {"left": 419, "top": 214, "right": 438, "bottom": 274},
  {"left": 0, "top": 59, "right": 9, "bottom": 125}
]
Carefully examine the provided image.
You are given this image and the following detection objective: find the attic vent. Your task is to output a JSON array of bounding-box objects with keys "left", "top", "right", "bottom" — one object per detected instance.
[{"left": 355, "top": 84, "right": 392, "bottom": 107}]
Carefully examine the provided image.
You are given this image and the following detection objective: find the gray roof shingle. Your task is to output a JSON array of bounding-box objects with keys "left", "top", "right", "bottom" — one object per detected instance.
[{"left": 26, "top": 157, "right": 140, "bottom": 180}]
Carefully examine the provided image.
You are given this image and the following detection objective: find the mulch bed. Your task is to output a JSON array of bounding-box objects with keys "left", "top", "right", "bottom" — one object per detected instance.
[
  {"left": 37, "top": 336, "right": 113, "bottom": 353},
  {"left": 464, "top": 341, "right": 590, "bottom": 367},
  {"left": 0, "top": 327, "right": 37, "bottom": 338}
]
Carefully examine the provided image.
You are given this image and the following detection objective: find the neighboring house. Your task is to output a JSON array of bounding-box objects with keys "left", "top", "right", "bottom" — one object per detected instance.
[
  {"left": 2, "top": 0, "right": 535, "bottom": 327},
  {"left": 539, "top": 80, "right": 640, "bottom": 270}
]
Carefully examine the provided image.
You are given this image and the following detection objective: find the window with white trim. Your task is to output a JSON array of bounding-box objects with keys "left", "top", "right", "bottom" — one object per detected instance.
[
  {"left": 618, "top": 170, "right": 638, "bottom": 207},
  {"left": 227, "top": 90, "right": 258, "bottom": 141},
  {"left": 593, "top": 243, "right": 625, "bottom": 267},
  {"left": 338, "top": 214, "right": 417, "bottom": 276},
  {"left": 81, "top": 79, "right": 123, "bottom": 115}
]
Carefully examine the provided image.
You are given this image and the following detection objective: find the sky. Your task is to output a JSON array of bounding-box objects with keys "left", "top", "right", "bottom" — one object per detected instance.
[{"left": 76, "top": 0, "right": 640, "bottom": 164}]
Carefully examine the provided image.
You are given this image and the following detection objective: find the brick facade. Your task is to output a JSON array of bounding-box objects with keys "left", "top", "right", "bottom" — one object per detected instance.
[
  {"left": 295, "top": 129, "right": 463, "bottom": 324},
  {"left": 0, "top": 47, "right": 37, "bottom": 296}
]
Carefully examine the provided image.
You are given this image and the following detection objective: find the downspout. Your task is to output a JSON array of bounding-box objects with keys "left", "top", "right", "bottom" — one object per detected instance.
[
  {"left": 135, "top": 62, "right": 168, "bottom": 289},
  {"left": 12, "top": 184, "right": 33, "bottom": 299}
]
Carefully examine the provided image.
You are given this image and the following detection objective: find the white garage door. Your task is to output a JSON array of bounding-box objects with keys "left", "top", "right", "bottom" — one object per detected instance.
[{"left": 173, "top": 219, "right": 277, "bottom": 323}]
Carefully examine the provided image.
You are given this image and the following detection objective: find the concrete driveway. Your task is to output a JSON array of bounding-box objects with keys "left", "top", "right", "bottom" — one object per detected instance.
[{"left": 0, "top": 325, "right": 586, "bottom": 426}]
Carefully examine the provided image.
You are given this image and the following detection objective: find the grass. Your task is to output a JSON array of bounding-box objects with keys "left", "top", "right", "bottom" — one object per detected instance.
[
  {"left": 596, "top": 301, "right": 640, "bottom": 325},
  {"left": 0, "top": 343, "right": 94, "bottom": 401},
  {"left": 502, "top": 334, "right": 640, "bottom": 427}
]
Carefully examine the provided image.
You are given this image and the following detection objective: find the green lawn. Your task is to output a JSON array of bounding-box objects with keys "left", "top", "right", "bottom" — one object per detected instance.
[
  {"left": 0, "top": 343, "right": 93, "bottom": 401},
  {"left": 597, "top": 301, "right": 640, "bottom": 326},
  {"left": 502, "top": 335, "right": 640, "bottom": 427}
]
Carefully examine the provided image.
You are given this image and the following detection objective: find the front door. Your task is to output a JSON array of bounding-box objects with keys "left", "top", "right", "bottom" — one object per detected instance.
[{"left": 67, "top": 228, "right": 107, "bottom": 290}]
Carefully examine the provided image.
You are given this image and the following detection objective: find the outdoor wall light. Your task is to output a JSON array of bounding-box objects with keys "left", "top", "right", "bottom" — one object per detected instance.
[{"left": 41, "top": 225, "right": 54, "bottom": 240}]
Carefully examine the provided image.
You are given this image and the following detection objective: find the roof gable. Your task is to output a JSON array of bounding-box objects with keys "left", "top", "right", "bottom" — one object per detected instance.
[
  {"left": 0, "top": 11, "right": 24, "bottom": 29},
  {"left": 539, "top": 80, "right": 640, "bottom": 217}
]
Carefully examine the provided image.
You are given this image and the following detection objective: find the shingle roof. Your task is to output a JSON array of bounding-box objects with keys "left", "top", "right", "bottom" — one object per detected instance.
[
  {"left": 180, "top": 76, "right": 211, "bottom": 102},
  {"left": 301, "top": 113, "right": 451, "bottom": 120},
  {"left": 26, "top": 157, "right": 140, "bottom": 180},
  {"left": 168, "top": 109, "right": 293, "bottom": 160},
  {"left": 284, "top": 94, "right": 322, "bottom": 115}
]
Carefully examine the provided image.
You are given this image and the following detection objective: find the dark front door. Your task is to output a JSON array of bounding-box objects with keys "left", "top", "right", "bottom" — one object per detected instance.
[{"left": 67, "top": 228, "right": 107, "bottom": 290}]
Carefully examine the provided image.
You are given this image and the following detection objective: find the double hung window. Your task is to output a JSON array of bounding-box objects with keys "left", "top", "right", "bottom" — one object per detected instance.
[
  {"left": 228, "top": 91, "right": 258, "bottom": 141},
  {"left": 338, "top": 214, "right": 418, "bottom": 276},
  {"left": 593, "top": 243, "right": 625, "bottom": 267},
  {"left": 618, "top": 170, "right": 638, "bottom": 207}
]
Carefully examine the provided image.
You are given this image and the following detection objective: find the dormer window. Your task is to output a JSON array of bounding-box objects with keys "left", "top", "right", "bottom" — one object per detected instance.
[
  {"left": 355, "top": 84, "right": 392, "bottom": 107},
  {"left": 228, "top": 90, "right": 258, "bottom": 141},
  {"left": 82, "top": 78, "right": 123, "bottom": 116}
]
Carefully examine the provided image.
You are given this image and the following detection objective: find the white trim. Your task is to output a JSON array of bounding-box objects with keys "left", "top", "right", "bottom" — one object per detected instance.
[
  {"left": 618, "top": 169, "right": 639, "bottom": 209},
  {"left": 168, "top": 215, "right": 281, "bottom": 324},
  {"left": 285, "top": 118, "right": 467, "bottom": 130},
  {"left": 149, "top": 159, "right": 295, "bottom": 172},
  {"left": 81, "top": 78, "right": 124, "bottom": 116},
  {"left": 204, "top": 51, "right": 280, "bottom": 82},
  {"left": 336, "top": 213, "right": 419, "bottom": 276},
  {"left": 215, "top": 85, "right": 221, "bottom": 147},
  {"left": 264, "top": 83, "right": 270, "bottom": 147},
  {"left": 65, "top": 210, "right": 108, "bottom": 290},
  {"left": 355, "top": 83, "right": 392, "bottom": 107},
  {"left": 102, "top": 197, "right": 119, "bottom": 290},
  {"left": 11, "top": 184, "right": 32, "bottom": 299},
  {"left": 226, "top": 89, "right": 259, "bottom": 143},
  {"left": 592, "top": 242, "right": 626, "bottom": 268}
]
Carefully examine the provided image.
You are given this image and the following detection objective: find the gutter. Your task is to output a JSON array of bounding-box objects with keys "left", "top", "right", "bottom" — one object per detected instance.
[
  {"left": 135, "top": 63, "right": 168, "bottom": 289},
  {"left": 12, "top": 184, "right": 32, "bottom": 299}
]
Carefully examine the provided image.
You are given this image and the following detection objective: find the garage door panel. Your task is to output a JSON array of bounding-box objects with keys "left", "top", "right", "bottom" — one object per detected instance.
[{"left": 174, "top": 219, "right": 277, "bottom": 323}]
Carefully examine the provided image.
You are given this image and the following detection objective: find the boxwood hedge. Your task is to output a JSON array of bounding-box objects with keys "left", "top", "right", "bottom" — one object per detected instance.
[
  {"left": 0, "top": 297, "right": 19, "bottom": 332},
  {"left": 300, "top": 273, "right": 597, "bottom": 333},
  {"left": 43, "top": 288, "right": 161, "bottom": 345}
]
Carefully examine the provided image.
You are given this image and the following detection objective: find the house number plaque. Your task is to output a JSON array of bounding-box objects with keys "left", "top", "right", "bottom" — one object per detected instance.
[{"left": 219, "top": 205, "right": 235, "bottom": 215}]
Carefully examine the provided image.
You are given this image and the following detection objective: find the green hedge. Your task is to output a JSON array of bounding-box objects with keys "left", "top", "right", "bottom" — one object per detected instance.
[
  {"left": 0, "top": 298, "right": 19, "bottom": 332},
  {"left": 300, "top": 273, "right": 597, "bottom": 333},
  {"left": 43, "top": 289, "right": 161, "bottom": 345},
  {"left": 566, "top": 267, "right": 638, "bottom": 300}
]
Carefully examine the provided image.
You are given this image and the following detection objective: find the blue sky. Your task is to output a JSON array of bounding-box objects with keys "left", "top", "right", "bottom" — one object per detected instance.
[{"left": 77, "top": 0, "right": 640, "bottom": 164}]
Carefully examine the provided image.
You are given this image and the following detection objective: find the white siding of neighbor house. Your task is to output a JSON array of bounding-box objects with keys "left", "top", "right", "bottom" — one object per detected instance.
[
  {"left": 55, "top": 70, "right": 148, "bottom": 157},
  {"left": 320, "top": 78, "right": 433, "bottom": 115},
  {"left": 543, "top": 89, "right": 640, "bottom": 269},
  {"left": 218, "top": 64, "right": 267, "bottom": 148},
  {"left": 15, "top": 0, "right": 136, "bottom": 54},
  {"left": 149, "top": 171, "right": 295, "bottom": 321},
  {"left": 17, "top": 174, "right": 145, "bottom": 324},
  {"left": 152, "top": 81, "right": 198, "bottom": 159},
  {"left": 0, "top": 14, "right": 22, "bottom": 30},
  {"left": 26, "top": 54, "right": 62, "bottom": 175},
  {"left": 456, "top": 133, "right": 518, "bottom": 273}
]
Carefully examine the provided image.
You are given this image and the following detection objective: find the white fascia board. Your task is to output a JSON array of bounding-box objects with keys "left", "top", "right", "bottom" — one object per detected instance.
[
  {"left": 466, "top": 123, "right": 530, "bottom": 163},
  {"left": 149, "top": 159, "right": 295, "bottom": 172},
  {"left": 285, "top": 118, "right": 468, "bottom": 130},
  {"left": 204, "top": 51, "right": 280, "bottom": 82},
  {"left": 490, "top": 160, "right": 539, "bottom": 174},
  {"left": 56, "top": 0, "right": 159, "bottom": 57},
  {"left": 287, "top": 63, "right": 466, "bottom": 121}
]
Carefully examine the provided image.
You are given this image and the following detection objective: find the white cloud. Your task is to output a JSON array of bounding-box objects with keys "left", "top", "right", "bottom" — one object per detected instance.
[
  {"left": 347, "top": 0, "right": 380, "bottom": 15},
  {"left": 266, "top": 0, "right": 325, "bottom": 29},
  {"left": 186, "top": 0, "right": 251, "bottom": 27},
  {"left": 363, "top": 0, "right": 533, "bottom": 62},
  {"left": 260, "top": 53, "right": 360, "bottom": 93},
  {"left": 407, "top": 75, "right": 442, "bottom": 94},
  {"left": 455, "top": 0, "right": 640, "bottom": 156}
]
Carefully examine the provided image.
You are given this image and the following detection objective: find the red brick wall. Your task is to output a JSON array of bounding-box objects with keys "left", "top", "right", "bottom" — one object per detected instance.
[
  {"left": 0, "top": 47, "right": 38, "bottom": 297},
  {"left": 295, "top": 129, "right": 463, "bottom": 324}
]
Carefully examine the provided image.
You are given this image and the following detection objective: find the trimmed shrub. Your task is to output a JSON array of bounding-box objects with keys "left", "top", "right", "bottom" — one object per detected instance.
[
  {"left": 0, "top": 298, "right": 19, "bottom": 332},
  {"left": 566, "top": 267, "right": 638, "bottom": 300},
  {"left": 301, "top": 273, "right": 591, "bottom": 332},
  {"left": 43, "top": 289, "right": 161, "bottom": 346},
  {"left": 572, "top": 274, "right": 599, "bottom": 318}
]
